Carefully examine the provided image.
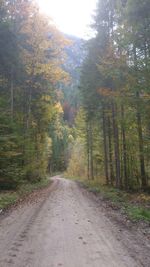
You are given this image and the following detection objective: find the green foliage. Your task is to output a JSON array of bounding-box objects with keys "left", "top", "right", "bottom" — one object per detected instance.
[
  {"left": 18, "top": 179, "right": 50, "bottom": 195},
  {"left": 126, "top": 206, "right": 150, "bottom": 221},
  {"left": 66, "top": 139, "right": 87, "bottom": 178},
  {"left": 0, "top": 192, "right": 18, "bottom": 209},
  {"left": 47, "top": 102, "right": 76, "bottom": 173},
  {"left": 69, "top": 0, "right": 150, "bottom": 191},
  {"left": 0, "top": 0, "right": 70, "bottom": 188}
]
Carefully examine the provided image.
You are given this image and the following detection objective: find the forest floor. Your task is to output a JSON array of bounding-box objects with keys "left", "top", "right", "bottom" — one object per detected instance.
[
  {"left": 0, "top": 179, "right": 51, "bottom": 211},
  {"left": 0, "top": 176, "right": 150, "bottom": 267},
  {"left": 77, "top": 179, "right": 150, "bottom": 222}
]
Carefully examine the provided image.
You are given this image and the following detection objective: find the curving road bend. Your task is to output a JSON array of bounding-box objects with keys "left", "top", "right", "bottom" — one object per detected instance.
[{"left": 0, "top": 176, "right": 149, "bottom": 267}]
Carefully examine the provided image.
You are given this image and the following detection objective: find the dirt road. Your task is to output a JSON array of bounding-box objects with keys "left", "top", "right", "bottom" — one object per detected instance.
[{"left": 0, "top": 177, "right": 149, "bottom": 267}]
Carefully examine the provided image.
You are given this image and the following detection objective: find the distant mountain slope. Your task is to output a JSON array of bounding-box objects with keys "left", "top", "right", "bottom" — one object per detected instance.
[
  {"left": 60, "top": 34, "right": 86, "bottom": 125},
  {"left": 63, "top": 34, "right": 85, "bottom": 85}
]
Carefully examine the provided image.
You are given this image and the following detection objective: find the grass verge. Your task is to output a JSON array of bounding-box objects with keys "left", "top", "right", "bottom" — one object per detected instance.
[
  {"left": 67, "top": 177, "right": 150, "bottom": 222},
  {"left": 0, "top": 178, "right": 51, "bottom": 210}
]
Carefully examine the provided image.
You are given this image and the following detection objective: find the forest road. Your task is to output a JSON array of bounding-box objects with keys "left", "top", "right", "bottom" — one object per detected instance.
[{"left": 0, "top": 176, "right": 149, "bottom": 267}]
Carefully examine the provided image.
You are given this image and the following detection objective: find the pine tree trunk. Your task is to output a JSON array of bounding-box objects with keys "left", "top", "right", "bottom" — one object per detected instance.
[
  {"left": 133, "top": 46, "right": 147, "bottom": 189},
  {"left": 121, "top": 104, "right": 128, "bottom": 189},
  {"left": 102, "top": 107, "right": 109, "bottom": 185},
  {"left": 112, "top": 101, "right": 121, "bottom": 188},
  {"left": 10, "top": 67, "right": 14, "bottom": 119},
  {"left": 26, "top": 87, "right": 32, "bottom": 130},
  {"left": 87, "top": 123, "right": 90, "bottom": 180},
  {"left": 107, "top": 115, "right": 114, "bottom": 185},
  {"left": 89, "top": 121, "right": 94, "bottom": 180},
  {"left": 136, "top": 93, "right": 147, "bottom": 189}
]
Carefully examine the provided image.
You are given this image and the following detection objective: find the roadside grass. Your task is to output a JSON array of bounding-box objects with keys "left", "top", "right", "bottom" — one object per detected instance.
[
  {"left": 0, "top": 192, "right": 18, "bottom": 210},
  {"left": 67, "top": 177, "right": 150, "bottom": 222},
  {"left": 0, "top": 178, "right": 51, "bottom": 210},
  {"left": 126, "top": 206, "right": 150, "bottom": 221}
]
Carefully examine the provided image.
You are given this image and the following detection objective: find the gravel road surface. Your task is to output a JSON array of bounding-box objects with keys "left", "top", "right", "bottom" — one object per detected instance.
[{"left": 0, "top": 176, "right": 149, "bottom": 267}]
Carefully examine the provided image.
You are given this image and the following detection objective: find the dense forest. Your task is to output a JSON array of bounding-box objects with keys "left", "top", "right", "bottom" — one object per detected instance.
[
  {"left": 0, "top": 0, "right": 150, "bottom": 193},
  {"left": 0, "top": 0, "right": 76, "bottom": 188},
  {"left": 67, "top": 0, "right": 150, "bottom": 191}
]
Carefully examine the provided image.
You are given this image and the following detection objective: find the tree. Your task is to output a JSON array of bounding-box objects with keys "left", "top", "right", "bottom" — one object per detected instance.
[
  {"left": 0, "top": 0, "right": 70, "bottom": 188},
  {"left": 71, "top": 0, "right": 150, "bottom": 191}
]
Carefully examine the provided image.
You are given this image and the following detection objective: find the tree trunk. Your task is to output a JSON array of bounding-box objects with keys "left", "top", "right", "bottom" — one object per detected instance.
[
  {"left": 121, "top": 104, "right": 128, "bottom": 189},
  {"left": 107, "top": 115, "right": 114, "bottom": 185},
  {"left": 89, "top": 121, "right": 94, "bottom": 180},
  {"left": 136, "top": 93, "right": 147, "bottom": 189},
  {"left": 102, "top": 107, "right": 109, "bottom": 185},
  {"left": 111, "top": 101, "right": 121, "bottom": 188},
  {"left": 133, "top": 45, "right": 147, "bottom": 189},
  {"left": 26, "top": 86, "right": 32, "bottom": 130},
  {"left": 87, "top": 123, "right": 90, "bottom": 180},
  {"left": 10, "top": 67, "right": 14, "bottom": 119}
]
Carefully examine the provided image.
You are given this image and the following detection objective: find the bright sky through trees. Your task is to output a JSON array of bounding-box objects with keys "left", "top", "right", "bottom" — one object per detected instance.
[{"left": 37, "top": 0, "right": 97, "bottom": 38}]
